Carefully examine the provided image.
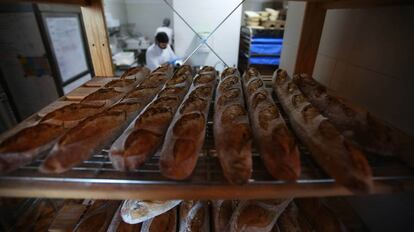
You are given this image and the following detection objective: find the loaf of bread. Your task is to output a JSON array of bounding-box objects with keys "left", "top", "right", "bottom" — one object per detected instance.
[
  {"left": 272, "top": 69, "right": 373, "bottom": 193},
  {"left": 0, "top": 122, "right": 66, "bottom": 172},
  {"left": 295, "top": 198, "right": 346, "bottom": 232},
  {"left": 141, "top": 207, "right": 177, "bottom": 232},
  {"left": 108, "top": 206, "right": 143, "bottom": 232},
  {"left": 105, "top": 67, "right": 150, "bottom": 92},
  {"left": 179, "top": 201, "right": 210, "bottom": 232},
  {"left": 39, "top": 68, "right": 171, "bottom": 173},
  {"left": 118, "top": 66, "right": 151, "bottom": 80},
  {"left": 293, "top": 74, "right": 414, "bottom": 168},
  {"left": 214, "top": 67, "right": 252, "bottom": 185},
  {"left": 212, "top": 200, "right": 238, "bottom": 232},
  {"left": 241, "top": 67, "right": 301, "bottom": 180},
  {"left": 159, "top": 66, "right": 216, "bottom": 180},
  {"left": 81, "top": 87, "right": 125, "bottom": 103},
  {"left": 229, "top": 199, "right": 292, "bottom": 232},
  {"left": 40, "top": 103, "right": 106, "bottom": 128},
  {"left": 73, "top": 200, "right": 120, "bottom": 232},
  {"left": 110, "top": 65, "right": 193, "bottom": 171},
  {"left": 277, "top": 202, "right": 313, "bottom": 232},
  {"left": 120, "top": 200, "right": 181, "bottom": 225}
]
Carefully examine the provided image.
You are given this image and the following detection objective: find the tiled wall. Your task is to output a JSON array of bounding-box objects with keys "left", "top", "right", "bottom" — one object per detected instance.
[{"left": 280, "top": 3, "right": 414, "bottom": 136}]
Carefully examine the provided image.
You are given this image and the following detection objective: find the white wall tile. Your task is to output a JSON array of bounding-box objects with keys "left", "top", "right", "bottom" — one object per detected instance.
[
  {"left": 312, "top": 54, "right": 336, "bottom": 86},
  {"left": 283, "top": 1, "right": 306, "bottom": 48},
  {"left": 279, "top": 44, "right": 298, "bottom": 76}
]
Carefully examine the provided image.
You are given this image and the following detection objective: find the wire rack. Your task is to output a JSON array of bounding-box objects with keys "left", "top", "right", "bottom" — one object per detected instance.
[{"left": 0, "top": 80, "right": 413, "bottom": 200}]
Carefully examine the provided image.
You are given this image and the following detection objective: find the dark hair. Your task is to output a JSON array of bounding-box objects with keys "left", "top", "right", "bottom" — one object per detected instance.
[
  {"left": 163, "top": 18, "right": 171, "bottom": 27},
  {"left": 155, "top": 32, "right": 169, "bottom": 44}
]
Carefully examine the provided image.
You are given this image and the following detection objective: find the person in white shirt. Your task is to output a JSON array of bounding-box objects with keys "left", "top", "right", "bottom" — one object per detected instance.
[
  {"left": 145, "top": 32, "right": 178, "bottom": 71},
  {"left": 155, "top": 18, "right": 173, "bottom": 46}
]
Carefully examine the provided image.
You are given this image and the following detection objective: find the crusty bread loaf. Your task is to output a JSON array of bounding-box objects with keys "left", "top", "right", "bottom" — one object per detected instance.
[
  {"left": 40, "top": 103, "right": 106, "bottom": 128},
  {"left": 295, "top": 198, "right": 346, "bottom": 232},
  {"left": 108, "top": 206, "right": 143, "bottom": 232},
  {"left": 0, "top": 123, "right": 66, "bottom": 172},
  {"left": 120, "top": 200, "right": 181, "bottom": 225},
  {"left": 214, "top": 67, "right": 252, "bottom": 185},
  {"left": 74, "top": 200, "right": 120, "bottom": 232},
  {"left": 110, "top": 65, "right": 193, "bottom": 171},
  {"left": 40, "top": 67, "right": 171, "bottom": 173},
  {"left": 229, "top": 199, "right": 291, "bottom": 232},
  {"left": 277, "top": 202, "right": 313, "bottom": 232},
  {"left": 141, "top": 207, "right": 177, "bottom": 232},
  {"left": 179, "top": 201, "right": 210, "bottom": 232},
  {"left": 293, "top": 74, "right": 414, "bottom": 168},
  {"left": 241, "top": 67, "right": 301, "bottom": 180},
  {"left": 212, "top": 200, "right": 238, "bottom": 232},
  {"left": 159, "top": 67, "right": 216, "bottom": 180},
  {"left": 272, "top": 69, "right": 373, "bottom": 193}
]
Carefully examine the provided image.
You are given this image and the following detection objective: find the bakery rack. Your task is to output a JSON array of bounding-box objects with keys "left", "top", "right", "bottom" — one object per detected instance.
[{"left": 0, "top": 78, "right": 413, "bottom": 200}]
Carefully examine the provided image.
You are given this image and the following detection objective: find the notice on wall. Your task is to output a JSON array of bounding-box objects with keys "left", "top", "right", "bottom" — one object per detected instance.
[{"left": 45, "top": 16, "right": 88, "bottom": 83}]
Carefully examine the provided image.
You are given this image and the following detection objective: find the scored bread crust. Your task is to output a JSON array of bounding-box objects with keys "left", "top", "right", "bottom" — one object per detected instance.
[
  {"left": 178, "top": 201, "right": 210, "bottom": 232},
  {"left": 241, "top": 68, "right": 301, "bottom": 180},
  {"left": 159, "top": 66, "right": 216, "bottom": 180},
  {"left": 109, "top": 65, "right": 192, "bottom": 171},
  {"left": 272, "top": 69, "right": 373, "bottom": 193},
  {"left": 141, "top": 207, "right": 177, "bottom": 232},
  {"left": 39, "top": 67, "right": 170, "bottom": 174},
  {"left": 293, "top": 74, "right": 414, "bottom": 168},
  {"left": 212, "top": 200, "right": 238, "bottom": 232},
  {"left": 214, "top": 67, "right": 252, "bottom": 185},
  {"left": 229, "top": 199, "right": 292, "bottom": 232}
]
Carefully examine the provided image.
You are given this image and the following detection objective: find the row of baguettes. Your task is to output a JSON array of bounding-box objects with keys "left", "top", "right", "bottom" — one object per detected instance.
[
  {"left": 109, "top": 65, "right": 194, "bottom": 171},
  {"left": 15, "top": 198, "right": 344, "bottom": 232},
  {"left": 292, "top": 73, "right": 414, "bottom": 168},
  {"left": 0, "top": 66, "right": 155, "bottom": 173},
  {"left": 241, "top": 68, "right": 301, "bottom": 181},
  {"left": 273, "top": 69, "right": 373, "bottom": 193}
]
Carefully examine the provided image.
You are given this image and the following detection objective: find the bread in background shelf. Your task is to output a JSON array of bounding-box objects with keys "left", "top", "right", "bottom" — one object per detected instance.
[
  {"left": 214, "top": 67, "right": 253, "bottom": 185},
  {"left": 272, "top": 69, "right": 373, "bottom": 193},
  {"left": 241, "top": 67, "right": 301, "bottom": 180}
]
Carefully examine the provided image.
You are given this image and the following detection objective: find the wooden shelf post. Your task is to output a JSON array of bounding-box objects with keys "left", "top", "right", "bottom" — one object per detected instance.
[
  {"left": 81, "top": 0, "right": 114, "bottom": 76},
  {"left": 294, "top": 2, "right": 326, "bottom": 75}
]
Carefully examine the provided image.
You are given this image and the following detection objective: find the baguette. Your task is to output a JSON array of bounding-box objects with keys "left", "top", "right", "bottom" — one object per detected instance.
[
  {"left": 74, "top": 200, "right": 120, "bottom": 232},
  {"left": 214, "top": 67, "right": 252, "bottom": 185},
  {"left": 277, "top": 202, "right": 313, "bottom": 232},
  {"left": 110, "top": 65, "right": 192, "bottom": 171},
  {"left": 272, "top": 69, "right": 373, "bottom": 193},
  {"left": 40, "top": 69, "right": 170, "bottom": 173},
  {"left": 179, "top": 201, "right": 210, "bottom": 232},
  {"left": 212, "top": 200, "right": 238, "bottom": 232},
  {"left": 107, "top": 205, "right": 142, "bottom": 232},
  {"left": 229, "top": 199, "right": 292, "bottom": 232},
  {"left": 141, "top": 207, "right": 177, "bottom": 232},
  {"left": 159, "top": 67, "right": 216, "bottom": 180},
  {"left": 0, "top": 123, "right": 65, "bottom": 172},
  {"left": 120, "top": 200, "right": 181, "bottom": 225},
  {"left": 241, "top": 68, "right": 300, "bottom": 180},
  {"left": 40, "top": 102, "right": 106, "bottom": 128},
  {"left": 81, "top": 87, "right": 124, "bottom": 103},
  {"left": 295, "top": 198, "right": 346, "bottom": 232},
  {"left": 293, "top": 74, "right": 414, "bottom": 167}
]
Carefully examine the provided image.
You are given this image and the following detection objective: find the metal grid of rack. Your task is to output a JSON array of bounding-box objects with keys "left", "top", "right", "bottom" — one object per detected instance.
[{"left": 0, "top": 80, "right": 413, "bottom": 200}]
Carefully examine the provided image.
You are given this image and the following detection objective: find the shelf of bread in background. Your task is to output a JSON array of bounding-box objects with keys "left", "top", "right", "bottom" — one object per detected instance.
[
  {"left": 0, "top": 65, "right": 413, "bottom": 200},
  {"left": 244, "top": 8, "right": 285, "bottom": 29},
  {"left": 0, "top": 197, "right": 368, "bottom": 232}
]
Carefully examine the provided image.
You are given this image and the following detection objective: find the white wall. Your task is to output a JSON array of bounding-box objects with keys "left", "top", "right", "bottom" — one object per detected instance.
[
  {"left": 173, "top": 0, "right": 242, "bottom": 72},
  {"left": 103, "top": 0, "right": 128, "bottom": 25},
  {"left": 125, "top": 0, "right": 173, "bottom": 40}
]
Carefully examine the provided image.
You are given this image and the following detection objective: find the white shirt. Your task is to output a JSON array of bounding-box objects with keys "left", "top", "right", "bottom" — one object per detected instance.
[
  {"left": 155, "top": 26, "right": 173, "bottom": 45},
  {"left": 145, "top": 43, "right": 177, "bottom": 71}
]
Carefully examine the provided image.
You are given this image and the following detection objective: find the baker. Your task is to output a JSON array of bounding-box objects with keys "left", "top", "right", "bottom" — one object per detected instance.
[{"left": 145, "top": 32, "right": 179, "bottom": 71}]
